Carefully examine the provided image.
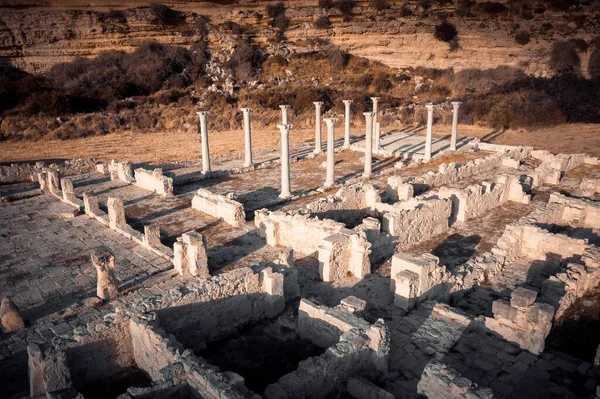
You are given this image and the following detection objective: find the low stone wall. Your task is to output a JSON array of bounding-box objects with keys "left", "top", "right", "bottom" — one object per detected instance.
[
  {"left": 255, "top": 209, "right": 347, "bottom": 255},
  {"left": 417, "top": 359, "right": 493, "bottom": 399},
  {"left": 134, "top": 168, "right": 173, "bottom": 196},
  {"left": 264, "top": 299, "right": 389, "bottom": 399},
  {"left": 305, "top": 183, "right": 380, "bottom": 224},
  {"left": 485, "top": 287, "right": 554, "bottom": 354},
  {"left": 318, "top": 230, "right": 372, "bottom": 282},
  {"left": 548, "top": 192, "right": 600, "bottom": 228},
  {"left": 191, "top": 188, "right": 246, "bottom": 226},
  {"left": 529, "top": 150, "right": 585, "bottom": 187},
  {"left": 380, "top": 195, "right": 452, "bottom": 249},
  {"left": 149, "top": 267, "right": 285, "bottom": 351},
  {"left": 109, "top": 160, "right": 135, "bottom": 183},
  {"left": 0, "top": 159, "right": 96, "bottom": 184}
]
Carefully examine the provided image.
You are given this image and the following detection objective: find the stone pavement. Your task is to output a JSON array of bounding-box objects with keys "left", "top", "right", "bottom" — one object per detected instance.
[{"left": 0, "top": 195, "right": 172, "bottom": 323}]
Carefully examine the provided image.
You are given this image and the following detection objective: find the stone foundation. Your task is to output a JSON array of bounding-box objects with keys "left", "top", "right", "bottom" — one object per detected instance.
[
  {"left": 134, "top": 168, "right": 174, "bottom": 196},
  {"left": 192, "top": 188, "right": 246, "bottom": 226}
]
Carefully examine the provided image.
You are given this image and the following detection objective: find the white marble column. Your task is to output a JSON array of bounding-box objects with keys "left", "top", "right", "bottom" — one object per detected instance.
[
  {"left": 324, "top": 118, "right": 336, "bottom": 187},
  {"left": 363, "top": 112, "right": 374, "bottom": 178},
  {"left": 342, "top": 100, "right": 352, "bottom": 149},
  {"left": 278, "top": 124, "right": 292, "bottom": 199},
  {"left": 375, "top": 122, "right": 381, "bottom": 152},
  {"left": 450, "top": 101, "right": 462, "bottom": 152},
  {"left": 279, "top": 105, "right": 290, "bottom": 124},
  {"left": 241, "top": 108, "right": 253, "bottom": 167},
  {"left": 424, "top": 103, "right": 434, "bottom": 162},
  {"left": 370, "top": 96, "right": 380, "bottom": 129},
  {"left": 313, "top": 102, "right": 324, "bottom": 154},
  {"left": 197, "top": 111, "right": 211, "bottom": 173}
]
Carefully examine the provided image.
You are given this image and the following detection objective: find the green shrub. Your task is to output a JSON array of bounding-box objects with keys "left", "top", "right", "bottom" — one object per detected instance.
[
  {"left": 515, "top": 31, "right": 530, "bottom": 45},
  {"left": 434, "top": 22, "right": 457, "bottom": 43},
  {"left": 314, "top": 16, "right": 332, "bottom": 29}
]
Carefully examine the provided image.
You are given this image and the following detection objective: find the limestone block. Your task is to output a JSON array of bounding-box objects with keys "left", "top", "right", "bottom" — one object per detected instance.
[
  {"left": 347, "top": 377, "right": 394, "bottom": 399},
  {"left": 355, "top": 217, "right": 381, "bottom": 243},
  {"left": 492, "top": 299, "right": 518, "bottom": 322},
  {"left": 261, "top": 267, "right": 285, "bottom": 317},
  {"left": 319, "top": 233, "right": 349, "bottom": 282},
  {"left": 60, "top": 177, "right": 74, "bottom": 201},
  {"left": 83, "top": 192, "right": 100, "bottom": 216},
  {"left": 28, "top": 344, "right": 45, "bottom": 399},
  {"left": 107, "top": 197, "right": 126, "bottom": 229},
  {"left": 38, "top": 171, "right": 48, "bottom": 192},
  {"left": 277, "top": 248, "right": 294, "bottom": 268},
  {"left": 510, "top": 287, "right": 538, "bottom": 308},
  {"left": 393, "top": 270, "right": 419, "bottom": 310},
  {"left": 91, "top": 249, "right": 119, "bottom": 300},
  {"left": 47, "top": 170, "right": 61, "bottom": 193},
  {"left": 134, "top": 168, "right": 173, "bottom": 196},
  {"left": 192, "top": 188, "right": 245, "bottom": 226},
  {"left": 581, "top": 177, "right": 600, "bottom": 197},
  {"left": 173, "top": 239, "right": 187, "bottom": 276},
  {"left": 502, "top": 157, "right": 520, "bottom": 168},
  {"left": 182, "top": 231, "right": 209, "bottom": 277},
  {"left": 391, "top": 252, "right": 439, "bottom": 297},
  {"left": 340, "top": 296, "right": 367, "bottom": 313},
  {"left": 0, "top": 297, "right": 25, "bottom": 333},
  {"left": 386, "top": 176, "right": 414, "bottom": 202},
  {"left": 144, "top": 225, "right": 161, "bottom": 248},
  {"left": 95, "top": 162, "right": 108, "bottom": 175}
]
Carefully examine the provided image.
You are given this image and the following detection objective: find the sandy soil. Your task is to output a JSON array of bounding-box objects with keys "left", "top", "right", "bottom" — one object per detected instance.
[{"left": 0, "top": 123, "right": 599, "bottom": 164}]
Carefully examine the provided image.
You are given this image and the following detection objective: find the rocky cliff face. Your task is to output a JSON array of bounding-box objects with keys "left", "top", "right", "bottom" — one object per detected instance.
[{"left": 0, "top": 0, "right": 597, "bottom": 76}]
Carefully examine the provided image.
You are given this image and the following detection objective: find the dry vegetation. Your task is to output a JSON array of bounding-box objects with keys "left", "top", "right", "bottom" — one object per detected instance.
[{"left": 0, "top": 1, "right": 599, "bottom": 149}]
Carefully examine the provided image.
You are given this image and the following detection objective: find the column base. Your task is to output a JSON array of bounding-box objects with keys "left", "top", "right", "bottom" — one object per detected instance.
[
  {"left": 201, "top": 169, "right": 212, "bottom": 175},
  {"left": 362, "top": 172, "right": 372, "bottom": 178},
  {"left": 324, "top": 181, "right": 334, "bottom": 188},
  {"left": 449, "top": 146, "right": 457, "bottom": 152},
  {"left": 313, "top": 149, "right": 322, "bottom": 155},
  {"left": 243, "top": 162, "right": 254, "bottom": 168},
  {"left": 279, "top": 192, "right": 292, "bottom": 200}
]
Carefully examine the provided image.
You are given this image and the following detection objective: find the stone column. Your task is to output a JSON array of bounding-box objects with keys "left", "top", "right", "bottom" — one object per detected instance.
[
  {"left": 363, "top": 112, "right": 374, "bottom": 178},
  {"left": 450, "top": 101, "right": 462, "bottom": 152},
  {"left": 241, "top": 108, "right": 253, "bottom": 167},
  {"left": 279, "top": 104, "right": 291, "bottom": 124},
  {"left": 324, "top": 118, "right": 336, "bottom": 187},
  {"left": 91, "top": 249, "right": 119, "bottom": 300},
  {"left": 197, "top": 111, "right": 211, "bottom": 174},
  {"left": 370, "top": 96, "right": 380, "bottom": 126},
  {"left": 107, "top": 197, "right": 126, "bottom": 230},
  {"left": 278, "top": 124, "right": 292, "bottom": 199},
  {"left": 375, "top": 122, "right": 381, "bottom": 152},
  {"left": 424, "top": 103, "right": 434, "bottom": 162},
  {"left": 342, "top": 100, "right": 352, "bottom": 149},
  {"left": 313, "top": 102, "right": 324, "bottom": 154}
]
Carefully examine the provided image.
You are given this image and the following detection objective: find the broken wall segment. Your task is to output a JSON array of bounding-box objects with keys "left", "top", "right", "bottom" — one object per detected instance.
[
  {"left": 109, "top": 160, "right": 135, "bottom": 183},
  {"left": 173, "top": 231, "right": 209, "bottom": 277},
  {"left": 580, "top": 177, "right": 600, "bottom": 198},
  {"left": 191, "top": 188, "right": 246, "bottom": 227},
  {"left": 386, "top": 176, "right": 414, "bottom": 202},
  {"left": 305, "top": 183, "right": 380, "bottom": 224},
  {"left": 264, "top": 299, "right": 389, "bottom": 399},
  {"left": 318, "top": 231, "right": 372, "bottom": 282},
  {"left": 28, "top": 345, "right": 77, "bottom": 399},
  {"left": 134, "top": 168, "right": 173, "bottom": 196},
  {"left": 548, "top": 192, "right": 600, "bottom": 228},
  {"left": 485, "top": 287, "right": 555, "bottom": 354},
  {"left": 417, "top": 358, "right": 493, "bottom": 399}
]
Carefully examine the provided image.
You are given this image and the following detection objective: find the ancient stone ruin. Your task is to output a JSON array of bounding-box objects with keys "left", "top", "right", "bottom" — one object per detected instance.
[{"left": 2, "top": 102, "right": 600, "bottom": 399}]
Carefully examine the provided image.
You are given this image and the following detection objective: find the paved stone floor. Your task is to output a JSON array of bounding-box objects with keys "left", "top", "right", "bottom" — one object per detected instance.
[{"left": 0, "top": 195, "right": 172, "bottom": 323}]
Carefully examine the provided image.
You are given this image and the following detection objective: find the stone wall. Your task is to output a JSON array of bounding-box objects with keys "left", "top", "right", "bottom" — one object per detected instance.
[
  {"left": 109, "top": 160, "right": 135, "bottom": 183},
  {"left": 150, "top": 267, "right": 285, "bottom": 351},
  {"left": 191, "top": 188, "right": 246, "bottom": 227},
  {"left": 547, "top": 192, "right": 600, "bottom": 228},
  {"left": 580, "top": 177, "right": 600, "bottom": 198},
  {"left": 264, "top": 299, "right": 389, "bottom": 399},
  {"left": 0, "top": 159, "right": 96, "bottom": 184},
  {"left": 318, "top": 230, "right": 371, "bottom": 282},
  {"left": 305, "top": 183, "right": 380, "bottom": 224},
  {"left": 417, "top": 359, "right": 493, "bottom": 399},
  {"left": 380, "top": 195, "right": 452, "bottom": 249},
  {"left": 134, "top": 168, "right": 174, "bottom": 196}
]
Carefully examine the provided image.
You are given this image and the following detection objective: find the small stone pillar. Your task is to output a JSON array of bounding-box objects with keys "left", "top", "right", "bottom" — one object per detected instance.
[
  {"left": 60, "top": 177, "right": 74, "bottom": 202},
  {"left": 342, "top": 100, "right": 352, "bottom": 149},
  {"left": 0, "top": 297, "right": 25, "bottom": 333},
  {"left": 144, "top": 225, "right": 161, "bottom": 248},
  {"left": 424, "top": 103, "right": 434, "bottom": 162},
  {"left": 279, "top": 104, "right": 291, "bottom": 124},
  {"left": 83, "top": 192, "right": 100, "bottom": 216},
  {"left": 261, "top": 268, "right": 285, "bottom": 317},
  {"left": 278, "top": 124, "right": 292, "bottom": 199},
  {"left": 313, "top": 101, "right": 324, "bottom": 154},
  {"left": 241, "top": 108, "right": 253, "bottom": 167},
  {"left": 48, "top": 170, "right": 60, "bottom": 194},
  {"left": 375, "top": 122, "right": 381, "bottom": 151},
  {"left": 91, "top": 249, "right": 119, "bottom": 300},
  {"left": 197, "top": 111, "right": 211, "bottom": 174},
  {"left": 324, "top": 118, "right": 336, "bottom": 187},
  {"left": 450, "top": 101, "right": 462, "bottom": 152},
  {"left": 277, "top": 248, "right": 294, "bottom": 268},
  {"left": 371, "top": 96, "right": 380, "bottom": 132},
  {"left": 107, "top": 197, "right": 126, "bottom": 229},
  {"left": 184, "top": 231, "right": 209, "bottom": 277},
  {"left": 363, "top": 112, "right": 374, "bottom": 178}
]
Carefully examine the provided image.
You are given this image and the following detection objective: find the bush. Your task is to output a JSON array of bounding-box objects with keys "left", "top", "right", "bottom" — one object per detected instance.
[
  {"left": 228, "top": 40, "right": 265, "bottom": 80},
  {"left": 102, "top": 9, "right": 127, "bottom": 24},
  {"left": 452, "top": 66, "right": 525, "bottom": 95},
  {"left": 266, "top": 2, "right": 289, "bottom": 31},
  {"left": 477, "top": 2, "right": 507, "bottom": 14},
  {"left": 221, "top": 21, "right": 244, "bottom": 35},
  {"left": 314, "top": 16, "right": 332, "bottom": 29},
  {"left": 549, "top": 41, "right": 581, "bottom": 75},
  {"left": 325, "top": 46, "right": 349, "bottom": 69},
  {"left": 370, "top": 0, "right": 389, "bottom": 11},
  {"left": 149, "top": 3, "right": 185, "bottom": 26},
  {"left": 569, "top": 38, "right": 589, "bottom": 52},
  {"left": 272, "top": 13, "right": 290, "bottom": 30},
  {"left": 484, "top": 90, "right": 565, "bottom": 129},
  {"left": 399, "top": 5, "right": 413, "bottom": 17},
  {"left": 515, "top": 31, "right": 530, "bottom": 45},
  {"left": 318, "top": 0, "right": 334, "bottom": 8},
  {"left": 266, "top": 2, "right": 285, "bottom": 19},
  {"left": 337, "top": 0, "right": 355, "bottom": 16},
  {"left": 434, "top": 22, "right": 457, "bottom": 43}
]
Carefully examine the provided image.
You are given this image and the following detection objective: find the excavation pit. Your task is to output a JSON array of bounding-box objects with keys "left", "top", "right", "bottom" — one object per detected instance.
[{"left": 76, "top": 366, "right": 152, "bottom": 399}]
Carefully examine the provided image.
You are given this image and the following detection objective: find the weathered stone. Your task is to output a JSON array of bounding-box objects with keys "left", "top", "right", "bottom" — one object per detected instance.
[
  {"left": 0, "top": 297, "right": 25, "bottom": 333},
  {"left": 91, "top": 249, "right": 119, "bottom": 300}
]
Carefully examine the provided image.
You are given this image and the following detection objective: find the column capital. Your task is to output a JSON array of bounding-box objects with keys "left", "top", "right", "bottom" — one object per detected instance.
[
  {"left": 240, "top": 107, "right": 252, "bottom": 113},
  {"left": 425, "top": 103, "right": 434, "bottom": 110},
  {"left": 363, "top": 112, "right": 375, "bottom": 118},
  {"left": 196, "top": 111, "right": 209, "bottom": 117},
  {"left": 279, "top": 104, "right": 291, "bottom": 110},
  {"left": 342, "top": 100, "right": 353, "bottom": 105},
  {"left": 451, "top": 101, "right": 462, "bottom": 108},
  {"left": 324, "top": 118, "right": 337, "bottom": 126},
  {"left": 313, "top": 101, "right": 324, "bottom": 107},
  {"left": 370, "top": 97, "right": 381, "bottom": 102}
]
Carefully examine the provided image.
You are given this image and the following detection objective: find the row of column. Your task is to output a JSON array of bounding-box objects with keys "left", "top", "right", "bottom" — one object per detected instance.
[{"left": 197, "top": 100, "right": 462, "bottom": 199}]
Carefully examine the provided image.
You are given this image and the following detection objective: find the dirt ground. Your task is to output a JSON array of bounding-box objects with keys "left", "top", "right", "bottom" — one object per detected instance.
[{"left": 1, "top": 123, "right": 599, "bottom": 164}]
